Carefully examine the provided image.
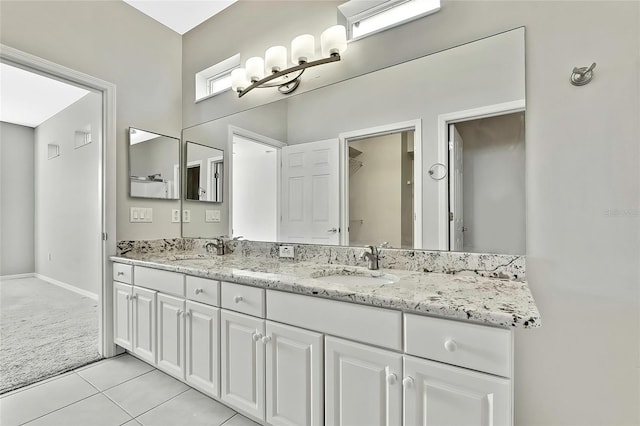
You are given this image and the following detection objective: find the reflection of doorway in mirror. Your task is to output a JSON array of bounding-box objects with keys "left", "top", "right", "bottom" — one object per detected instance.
[
  {"left": 448, "top": 112, "right": 525, "bottom": 255},
  {"left": 347, "top": 131, "right": 415, "bottom": 249},
  {"left": 186, "top": 162, "right": 201, "bottom": 200}
]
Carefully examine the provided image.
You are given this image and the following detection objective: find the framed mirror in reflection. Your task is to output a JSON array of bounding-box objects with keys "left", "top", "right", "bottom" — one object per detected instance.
[
  {"left": 185, "top": 141, "right": 224, "bottom": 203},
  {"left": 129, "top": 127, "right": 180, "bottom": 200},
  {"left": 182, "top": 28, "right": 526, "bottom": 255}
]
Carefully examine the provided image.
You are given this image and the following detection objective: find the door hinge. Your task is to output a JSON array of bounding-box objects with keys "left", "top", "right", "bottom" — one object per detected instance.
[
  {"left": 449, "top": 140, "right": 453, "bottom": 150},
  {"left": 449, "top": 212, "right": 453, "bottom": 221},
  {"left": 102, "top": 232, "right": 108, "bottom": 241}
]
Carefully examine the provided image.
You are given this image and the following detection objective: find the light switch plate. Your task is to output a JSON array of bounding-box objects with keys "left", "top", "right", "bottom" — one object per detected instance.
[
  {"left": 279, "top": 245, "right": 295, "bottom": 259},
  {"left": 183, "top": 209, "right": 191, "bottom": 223},
  {"left": 130, "top": 207, "right": 152, "bottom": 223},
  {"left": 171, "top": 209, "right": 181, "bottom": 223},
  {"left": 205, "top": 209, "right": 221, "bottom": 223}
]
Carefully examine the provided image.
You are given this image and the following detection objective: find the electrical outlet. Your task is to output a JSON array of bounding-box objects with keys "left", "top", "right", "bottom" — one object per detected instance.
[
  {"left": 171, "top": 209, "right": 181, "bottom": 223},
  {"left": 183, "top": 209, "right": 191, "bottom": 223},
  {"left": 279, "top": 245, "right": 295, "bottom": 259}
]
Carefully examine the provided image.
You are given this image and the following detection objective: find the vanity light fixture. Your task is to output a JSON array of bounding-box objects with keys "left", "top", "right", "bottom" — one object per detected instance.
[{"left": 231, "top": 25, "right": 347, "bottom": 98}]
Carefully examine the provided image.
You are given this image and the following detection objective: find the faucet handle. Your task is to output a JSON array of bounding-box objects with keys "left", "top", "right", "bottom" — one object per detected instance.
[{"left": 378, "top": 241, "right": 390, "bottom": 249}]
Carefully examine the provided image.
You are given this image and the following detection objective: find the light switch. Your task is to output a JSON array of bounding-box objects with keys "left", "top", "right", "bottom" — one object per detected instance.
[
  {"left": 130, "top": 207, "right": 153, "bottom": 223},
  {"left": 205, "top": 210, "right": 221, "bottom": 223},
  {"left": 183, "top": 209, "right": 191, "bottom": 223}
]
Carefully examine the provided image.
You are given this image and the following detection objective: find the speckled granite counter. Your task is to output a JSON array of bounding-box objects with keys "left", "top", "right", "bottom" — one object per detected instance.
[{"left": 111, "top": 242, "right": 540, "bottom": 329}]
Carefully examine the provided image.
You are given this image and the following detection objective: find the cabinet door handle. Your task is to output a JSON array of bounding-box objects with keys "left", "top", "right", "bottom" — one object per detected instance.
[
  {"left": 125, "top": 294, "right": 131, "bottom": 301},
  {"left": 444, "top": 339, "right": 457, "bottom": 352},
  {"left": 261, "top": 335, "right": 271, "bottom": 344},
  {"left": 386, "top": 373, "right": 397, "bottom": 385},
  {"left": 402, "top": 376, "right": 414, "bottom": 388},
  {"left": 131, "top": 294, "right": 137, "bottom": 300},
  {"left": 251, "top": 331, "right": 263, "bottom": 342},
  {"left": 177, "top": 309, "right": 183, "bottom": 317},
  {"left": 233, "top": 295, "right": 243, "bottom": 303},
  {"left": 117, "top": 271, "right": 124, "bottom": 276},
  {"left": 194, "top": 288, "right": 204, "bottom": 295}
]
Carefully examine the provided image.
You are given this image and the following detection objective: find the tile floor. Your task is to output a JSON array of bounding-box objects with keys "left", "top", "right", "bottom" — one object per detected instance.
[{"left": 0, "top": 354, "right": 260, "bottom": 426}]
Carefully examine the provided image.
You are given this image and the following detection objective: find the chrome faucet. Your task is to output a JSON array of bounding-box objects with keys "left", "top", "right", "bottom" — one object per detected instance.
[
  {"left": 206, "top": 237, "right": 225, "bottom": 256},
  {"left": 360, "top": 245, "right": 379, "bottom": 270}
]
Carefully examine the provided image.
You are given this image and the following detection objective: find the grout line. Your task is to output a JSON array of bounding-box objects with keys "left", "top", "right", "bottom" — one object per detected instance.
[
  {"left": 131, "top": 387, "right": 192, "bottom": 420},
  {"left": 80, "top": 365, "right": 157, "bottom": 393},
  {"left": 16, "top": 389, "right": 100, "bottom": 426},
  {"left": 219, "top": 414, "right": 239, "bottom": 426},
  {"left": 0, "top": 371, "right": 76, "bottom": 399}
]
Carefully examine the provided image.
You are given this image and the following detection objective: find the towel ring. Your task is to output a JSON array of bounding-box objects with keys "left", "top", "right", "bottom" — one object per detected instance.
[{"left": 428, "top": 163, "right": 447, "bottom": 181}]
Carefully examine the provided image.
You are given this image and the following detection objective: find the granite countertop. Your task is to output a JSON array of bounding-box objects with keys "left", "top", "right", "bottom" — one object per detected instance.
[{"left": 111, "top": 252, "right": 541, "bottom": 329}]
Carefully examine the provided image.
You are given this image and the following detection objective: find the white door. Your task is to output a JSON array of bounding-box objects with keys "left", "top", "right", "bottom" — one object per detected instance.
[
  {"left": 281, "top": 139, "right": 340, "bottom": 244},
  {"left": 265, "top": 321, "right": 324, "bottom": 426},
  {"left": 157, "top": 293, "right": 185, "bottom": 379},
  {"left": 403, "top": 355, "right": 511, "bottom": 426},
  {"left": 185, "top": 301, "right": 220, "bottom": 398},
  {"left": 325, "top": 336, "right": 402, "bottom": 426},
  {"left": 113, "top": 282, "right": 132, "bottom": 350},
  {"left": 449, "top": 124, "right": 464, "bottom": 251},
  {"left": 221, "top": 310, "right": 265, "bottom": 421},
  {"left": 132, "top": 286, "right": 156, "bottom": 364}
]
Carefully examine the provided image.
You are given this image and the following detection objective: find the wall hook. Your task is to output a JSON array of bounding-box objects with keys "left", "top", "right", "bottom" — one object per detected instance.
[{"left": 571, "top": 62, "right": 596, "bottom": 86}]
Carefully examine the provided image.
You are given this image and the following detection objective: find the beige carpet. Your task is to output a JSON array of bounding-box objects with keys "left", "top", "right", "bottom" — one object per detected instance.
[{"left": 0, "top": 277, "right": 102, "bottom": 394}]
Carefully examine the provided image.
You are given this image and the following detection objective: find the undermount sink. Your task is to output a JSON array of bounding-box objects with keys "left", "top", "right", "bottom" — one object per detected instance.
[{"left": 316, "top": 272, "right": 400, "bottom": 286}]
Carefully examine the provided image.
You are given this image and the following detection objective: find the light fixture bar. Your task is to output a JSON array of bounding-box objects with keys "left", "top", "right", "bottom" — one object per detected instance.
[{"left": 237, "top": 54, "right": 341, "bottom": 98}]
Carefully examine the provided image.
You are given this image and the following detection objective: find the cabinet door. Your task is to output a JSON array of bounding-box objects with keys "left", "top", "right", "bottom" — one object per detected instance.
[
  {"left": 132, "top": 286, "right": 156, "bottom": 364},
  {"left": 265, "top": 321, "right": 323, "bottom": 426},
  {"left": 220, "top": 310, "right": 265, "bottom": 421},
  {"left": 185, "top": 301, "right": 220, "bottom": 398},
  {"left": 325, "top": 336, "right": 402, "bottom": 426},
  {"left": 403, "top": 355, "right": 512, "bottom": 426},
  {"left": 113, "top": 282, "right": 132, "bottom": 350},
  {"left": 157, "top": 293, "right": 185, "bottom": 379}
]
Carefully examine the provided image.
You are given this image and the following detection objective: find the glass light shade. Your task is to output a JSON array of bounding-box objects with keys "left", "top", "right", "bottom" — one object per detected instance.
[
  {"left": 291, "top": 34, "right": 315, "bottom": 64},
  {"left": 265, "top": 46, "right": 287, "bottom": 73},
  {"left": 320, "top": 25, "right": 347, "bottom": 57},
  {"left": 230, "top": 68, "right": 249, "bottom": 92},
  {"left": 245, "top": 57, "right": 265, "bottom": 82}
]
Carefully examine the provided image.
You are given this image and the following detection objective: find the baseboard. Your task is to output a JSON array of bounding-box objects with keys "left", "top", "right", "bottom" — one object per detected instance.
[
  {"left": 34, "top": 274, "right": 99, "bottom": 301},
  {"left": 0, "top": 273, "right": 35, "bottom": 280}
]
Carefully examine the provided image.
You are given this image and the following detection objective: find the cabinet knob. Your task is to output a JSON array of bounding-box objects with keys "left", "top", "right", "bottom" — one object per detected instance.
[
  {"left": 177, "top": 309, "right": 183, "bottom": 317},
  {"left": 261, "top": 335, "right": 271, "bottom": 344},
  {"left": 131, "top": 294, "right": 137, "bottom": 300},
  {"left": 194, "top": 288, "right": 203, "bottom": 295},
  {"left": 402, "top": 377, "right": 414, "bottom": 388},
  {"left": 125, "top": 294, "right": 131, "bottom": 300},
  {"left": 233, "top": 295, "right": 243, "bottom": 303},
  {"left": 251, "top": 331, "right": 263, "bottom": 342},
  {"left": 117, "top": 271, "right": 124, "bottom": 276},
  {"left": 444, "top": 339, "right": 457, "bottom": 352},
  {"left": 386, "top": 373, "right": 397, "bottom": 385},
  {"left": 184, "top": 311, "right": 191, "bottom": 318}
]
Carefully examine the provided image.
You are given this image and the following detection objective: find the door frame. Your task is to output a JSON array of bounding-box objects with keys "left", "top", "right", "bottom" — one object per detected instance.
[
  {"left": 0, "top": 44, "right": 117, "bottom": 357},
  {"left": 338, "top": 119, "right": 423, "bottom": 248},
  {"left": 227, "top": 125, "right": 286, "bottom": 239},
  {"left": 436, "top": 99, "right": 526, "bottom": 250}
]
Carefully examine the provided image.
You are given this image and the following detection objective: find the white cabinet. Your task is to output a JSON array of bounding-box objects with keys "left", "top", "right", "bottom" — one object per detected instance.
[
  {"left": 325, "top": 336, "right": 402, "bottom": 426},
  {"left": 185, "top": 300, "right": 220, "bottom": 398},
  {"left": 265, "top": 321, "right": 324, "bottom": 426},
  {"left": 220, "top": 310, "right": 265, "bottom": 421},
  {"left": 157, "top": 293, "right": 185, "bottom": 379},
  {"left": 113, "top": 282, "right": 133, "bottom": 350},
  {"left": 132, "top": 286, "right": 157, "bottom": 364},
  {"left": 403, "top": 355, "right": 511, "bottom": 426}
]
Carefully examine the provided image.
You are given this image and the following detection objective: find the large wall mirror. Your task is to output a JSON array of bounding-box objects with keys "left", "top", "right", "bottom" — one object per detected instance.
[
  {"left": 129, "top": 127, "right": 180, "bottom": 200},
  {"left": 182, "top": 28, "right": 525, "bottom": 254}
]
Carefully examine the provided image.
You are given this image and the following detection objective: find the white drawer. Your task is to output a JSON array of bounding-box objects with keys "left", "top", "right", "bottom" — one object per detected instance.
[
  {"left": 113, "top": 263, "right": 133, "bottom": 284},
  {"left": 134, "top": 266, "right": 184, "bottom": 297},
  {"left": 404, "top": 313, "right": 512, "bottom": 378},
  {"left": 267, "top": 290, "right": 402, "bottom": 351},
  {"left": 221, "top": 282, "right": 265, "bottom": 318},
  {"left": 186, "top": 276, "right": 220, "bottom": 306}
]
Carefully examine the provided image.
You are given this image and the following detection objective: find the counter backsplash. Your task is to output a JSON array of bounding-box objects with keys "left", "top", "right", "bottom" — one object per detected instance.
[{"left": 116, "top": 239, "right": 525, "bottom": 281}]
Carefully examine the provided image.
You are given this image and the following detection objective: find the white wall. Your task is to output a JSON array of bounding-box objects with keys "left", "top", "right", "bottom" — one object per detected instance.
[
  {"left": 0, "top": 0, "right": 183, "bottom": 240},
  {"left": 456, "top": 112, "right": 525, "bottom": 254},
  {"left": 0, "top": 122, "right": 35, "bottom": 276},
  {"left": 183, "top": 2, "right": 640, "bottom": 424},
  {"left": 34, "top": 93, "right": 101, "bottom": 295}
]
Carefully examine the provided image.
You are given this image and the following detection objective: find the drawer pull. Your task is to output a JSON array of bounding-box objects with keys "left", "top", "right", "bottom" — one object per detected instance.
[
  {"left": 117, "top": 271, "right": 124, "bottom": 276},
  {"left": 402, "top": 377, "right": 414, "bottom": 388},
  {"left": 444, "top": 339, "right": 457, "bottom": 352},
  {"left": 194, "top": 288, "right": 204, "bottom": 295},
  {"left": 386, "top": 373, "right": 397, "bottom": 385},
  {"left": 233, "top": 295, "right": 243, "bottom": 303},
  {"left": 251, "top": 331, "right": 263, "bottom": 342},
  {"left": 261, "top": 335, "right": 272, "bottom": 344}
]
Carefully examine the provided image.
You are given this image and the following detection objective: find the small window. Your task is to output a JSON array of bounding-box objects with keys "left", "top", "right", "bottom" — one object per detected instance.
[
  {"left": 339, "top": 0, "right": 440, "bottom": 40},
  {"left": 195, "top": 54, "right": 240, "bottom": 102}
]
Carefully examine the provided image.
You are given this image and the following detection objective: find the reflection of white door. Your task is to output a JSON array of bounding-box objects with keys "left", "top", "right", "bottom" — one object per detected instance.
[
  {"left": 280, "top": 139, "right": 340, "bottom": 245},
  {"left": 449, "top": 124, "right": 464, "bottom": 251}
]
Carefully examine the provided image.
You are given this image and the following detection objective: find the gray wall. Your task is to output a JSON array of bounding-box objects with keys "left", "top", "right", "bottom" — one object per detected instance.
[
  {"left": 183, "top": 1, "right": 640, "bottom": 424},
  {"left": 0, "top": 0, "right": 183, "bottom": 240},
  {"left": 35, "top": 93, "right": 102, "bottom": 295},
  {"left": 0, "top": 122, "right": 35, "bottom": 276}
]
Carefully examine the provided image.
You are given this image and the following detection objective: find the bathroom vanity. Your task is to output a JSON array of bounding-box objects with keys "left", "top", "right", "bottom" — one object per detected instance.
[{"left": 111, "top": 240, "right": 539, "bottom": 426}]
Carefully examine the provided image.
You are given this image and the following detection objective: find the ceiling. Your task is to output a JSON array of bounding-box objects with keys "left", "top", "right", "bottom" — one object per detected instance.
[
  {"left": 0, "top": 63, "right": 90, "bottom": 128},
  {"left": 122, "top": 0, "right": 238, "bottom": 35}
]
